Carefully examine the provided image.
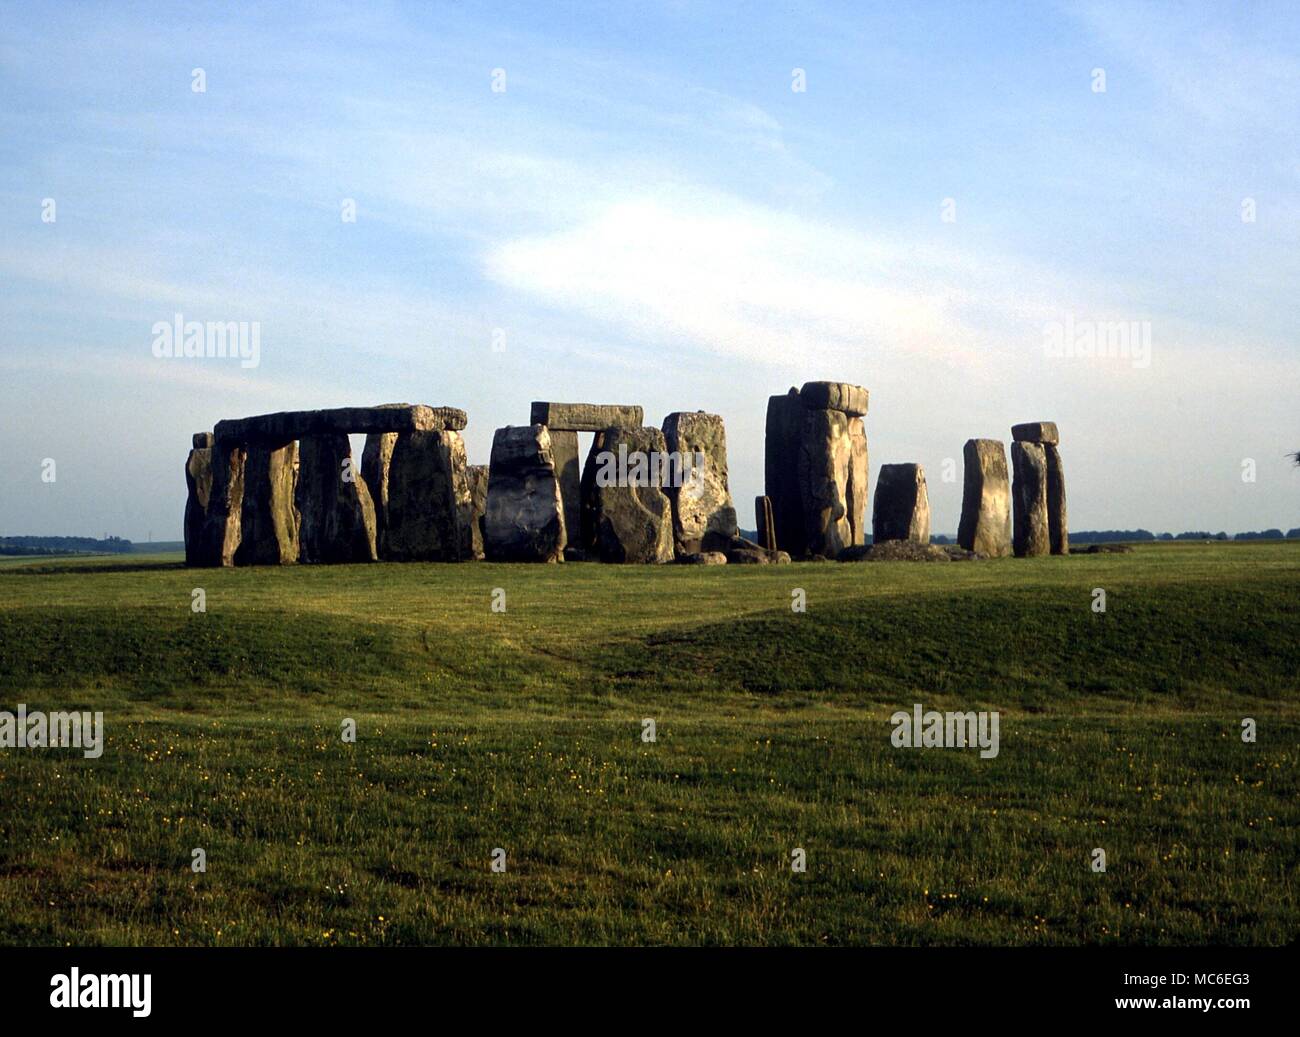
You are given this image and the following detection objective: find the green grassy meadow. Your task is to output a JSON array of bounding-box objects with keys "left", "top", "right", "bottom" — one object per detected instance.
[{"left": 0, "top": 542, "right": 1297, "bottom": 946}]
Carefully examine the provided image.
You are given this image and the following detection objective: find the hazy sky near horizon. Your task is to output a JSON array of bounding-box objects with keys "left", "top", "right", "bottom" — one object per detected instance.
[{"left": 1, "top": 0, "right": 1297, "bottom": 540}]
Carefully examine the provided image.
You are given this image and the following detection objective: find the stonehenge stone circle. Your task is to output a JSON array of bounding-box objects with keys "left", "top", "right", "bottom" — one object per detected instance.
[
  {"left": 234, "top": 441, "right": 299, "bottom": 565},
  {"left": 1011, "top": 441, "right": 1051, "bottom": 557},
  {"left": 957, "top": 439, "right": 1011, "bottom": 558},
  {"left": 296, "top": 434, "right": 378, "bottom": 563},
  {"left": 661, "top": 411, "right": 738, "bottom": 555},
  {"left": 872, "top": 463, "right": 931, "bottom": 544},
  {"left": 587, "top": 426, "right": 675, "bottom": 564},
  {"left": 484, "top": 425, "right": 567, "bottom": 562}
]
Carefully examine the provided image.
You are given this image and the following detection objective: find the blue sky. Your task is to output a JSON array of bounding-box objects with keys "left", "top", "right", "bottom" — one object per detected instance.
[{"left": 1, "top": 0, "right": 1297, "bottom": 540}]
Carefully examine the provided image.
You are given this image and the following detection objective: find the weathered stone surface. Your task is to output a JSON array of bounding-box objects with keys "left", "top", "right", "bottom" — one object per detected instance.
[
  {"left": 529, "top": 402, "right": 643, "bottom": 431},
  {"left": 465, "top": 464, "right": 489, "bottom": 561},
  {"left": 797, "top": 408, "right": 855, "bottom": 557},
  {"left": 215, "top": 404, "right": 466, "bottom": 445},
  {"left": 661, "top": 411, "right": 738, "bottom": 556},
  {"left": 678, "top": 551, "right": 728, "bottom": 565},
  {"left": 1011, "top": 421, "right": 1060, "bottom": 445},
  {"left": 764, "top": 389, "right": 806, "bottom": 557},
  {"left": 548, "top": 430, "right": 582, "bottom": 547},
  {"left": 1011, "top": 441, "right": 1050, "bottom": 557},
  {"left": 957, "top": 439, "right": 1011, "bottom": 558},
  {"left": 872, "top": 463, "right": 931, "bottom": 544},
  {"left": 360, "top": 432, "right": 398, "bottom": 554},
  {"left": 799, "top": 381, "right": 869, "bottom": 417},
  {"left": 296, "top": 434, "right": 378, "bottom": 563},
  {"left": 588, "top": 427, "right": 675, "bottom": 564},
  {"left": 845, "top": 416, "right": 869, "bottom": 546},
  {"left": 840, "top": 541, "right": 979, "bottom": 562},
  {"left": 755, "top": 495, "right": 777, "bottom": 552},
  {"left": 234, "top": 442, "right": 299, "bottom": 565},
  {"left": 384, "top": 431, "right": 470, "bottom": 561},
  {"left": 578, "top": 430, "right": 610, "bottom": 554},
  {"left": 1045, "top": 444, "right": 1069, "bottom": 556},
  {"left": 484, "top": 425, "right": 566, "bottom": 563},
  {"left": 192, "top": 432, "right": 213, "bottom": 449},
  {"left": 195, "top": 442, "right": 246, "bottom": 567},
  {"left": 184, "top": 444, "right": 213, "bottom": 566}
]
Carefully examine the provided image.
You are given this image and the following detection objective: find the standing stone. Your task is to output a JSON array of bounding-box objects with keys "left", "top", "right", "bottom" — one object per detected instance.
[
  {"left": 957, "top": 439, "right": 1011, "bottom": 558},
  {"left": 872, "top": 463, "right": 931, "bottom": 544},
  {"left": 196, "top": 442, "right": 246, "bottom": 567},
  {"left": 578, "top": 430, "right": 611, "bottom": 555},
  {"left": 756, "top": 495, "right": 777, "bottom": 552},
  {"left": 484, "top": 425, "right": 566, "bottom": 563},
  {"left": 234, "top": 442, "right": 300, "bottom": 565},
  {"left": 797, "top": 408, "right": 853, "bottom": 557},
  {"left": 465, "top": 464, "right": 489, "bottom": 560},
  {"left": 361, "top": 432, "right": 398, "bottom": 555},
  {"left": 764, "top": 389, "right": 807, "bottom": 557},
  {"left": 587, "top": 427, "right": 675, "bottom": 564},
  {"left": 296, "top": 434, "right": 378, "bottom": 563},
  {"left": 845, "top": 416, "right": 869, "bottom": 547},
  {"left": 661, "top": 411, "right": 738, "bottom": 555},
  {"left": 548, "top": 430, "right": 582, "bottom": 548},
  {"left": 1011, "top": 441, "right": 1050, "bottom": 558},
  {"left": 184, "top": 438, "right": 213, "bottom": 566},
  {"left": 1045, "top": 444, "right": 1069, "bottom": 556},
  {"left": 384, "top": 431, "right": 471, "bottom": 561}
]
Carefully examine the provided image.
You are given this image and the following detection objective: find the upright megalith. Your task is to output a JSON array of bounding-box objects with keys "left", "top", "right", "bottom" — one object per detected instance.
[
  {"left": 766, "top": 382, "right": 869, "bottom": 558},
  {"left": 872, "top": 463, "right": 931, "bottom": 544},
  {"left": 548, "top": 430, "right": 582, "bottom": 546},
  {"left": 957, "top": 439, "right": 1011, "bottom": 557},
  {"left": 234, "top": 442, "right": 300, "bottom": 565},
  {"left": 756, "top": 495, "right": 777, "bottom": 552},
  {"left": 196, "top": 442, "right": 246, "bottom": 567},
  {"left": 384, "top": 431, "right": 472, "bottom": 561},
  {"left": 465, "top": 464, "right": 489, "bottom": 561},
  {"left": 296, "top": 434, "right": 378, "bottom": 563},
  {"left": 1012, "top": 422, "right": 1066, "bottom": 555},
  {"left": 360, "top": 432, "right": 398, "bottom": 554},
  {"left": 184, "top": 434, "right": 214, "bottom": 566},
  {"left": 484, "top": 425, "right": 566, "bottom": 562},
  {"left": 587, "top": 427, "right": 675, "bottom": 564},
  {"left": 661, "top": 411, "right": 738, "bottom": 555},
  {"left": 1011, "top": 441, "right": 1050, "bottom": 558}
]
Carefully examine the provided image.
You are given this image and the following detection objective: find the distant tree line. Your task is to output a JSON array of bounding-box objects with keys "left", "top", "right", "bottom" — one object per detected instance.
[{"left": 0, "top": 535, "right": 134, "bottom": 556}]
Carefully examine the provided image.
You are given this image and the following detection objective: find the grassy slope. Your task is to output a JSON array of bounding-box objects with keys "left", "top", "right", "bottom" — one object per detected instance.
[{"left": 0, "top": 543, "right": 1296, "bottom": 945}]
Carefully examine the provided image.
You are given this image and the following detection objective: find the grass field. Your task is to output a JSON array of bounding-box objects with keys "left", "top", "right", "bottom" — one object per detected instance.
[{"left": 0, "top": 542, "right": 1297, "bottom": 946}]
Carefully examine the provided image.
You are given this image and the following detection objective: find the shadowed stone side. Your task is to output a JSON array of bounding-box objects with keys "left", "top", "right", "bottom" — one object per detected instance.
[
  {"left": 662, "top": 411, "right": 738, "bottom": 555},
  {"left": 196, "top": 442, "right": 246, "bottom": 567},
  {"left": 361, "top": 432, "right": 398, "bottom": 556},
  {"left": 384, "top": 431, "right": 470, "bottom": 561},
  {"left": 764, "top": 389, "right": 807, "bottom": 558},
  {"left": 588, "top": 427, "right": 675, "bottom": 564},
  {"left": 872, "top": 463, "right": 931, "bottom": 544},
  {"left": 234, "top": 442, "right": 299, "bottom": 565},
  {"left": 296, "top": 434, "right": 378, "bottom": 563},
  {"left": 957, "top": 439, "right": 1011, "bottom": 558},
  {"left": 184, "top": 441, "right": 213, "bottom": 566},
  {"left": 578, "top": 430, "right": 610, "bottom": 555},
  {"left": 548, "top": 430, "right": 582, "bottom": 548},
  {"left": 1011, "top": 441, "right": 1050, "bottom": 558},
  {"left": 484, "top": 425, "right": 566, "bottom": 563},
  {"left": 465, "top": 464, "right": 489, "bottom": 560},
  {"left": 756, "top": 495, "right": 777, "bottom": 552},
  {"left": 1046, "top": 444, "right": 1069, "bottom": 555}
]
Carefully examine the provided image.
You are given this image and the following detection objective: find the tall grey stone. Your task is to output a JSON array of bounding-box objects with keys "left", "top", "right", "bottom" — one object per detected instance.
[
  {"left": 196, "top": 442, "right": 246, "bottom": 567},
  {"left": 384, "top": 431, "right": 471, "bottom": 561},
  {"left": 1011, "top": 441, "right": 1050, "bottom": 558},
  {"left": 484, "top": 425, "right": 566, "bottom": 563},
  {"left": 465, "top": 464, "right": 489, "bottom": 560},
  {"left": 958, "top": 439, "right": 1011, "bottom": 558},
  {"left": 661, "top": 411, "right": 738, "bottom": 555},
  {"left": 587, "top": 427, "right": 675, "bottom": 564},
  {"left": 756, "top": 495, "right": 777, "bottom": 552},
  {"left": 234, "top": 442, "right": 300, "bottom": 565},
  {"left": 548, "top": 430, "right": 582, "bottom": 548},
  {"left": 872, "top": 463, "right": 931, "bottom": 544},
  {"left": 797, "top": 408, "right": 854, "bottom": 557},
  {"left": 184, "top": 439, "right": 213, "bottom": 566},
  {"left": 296, "top": 434, "right": 378, "bottom": 563},
  {"left": 361, "top": 432, "right": 398, "bottom": 555},
  {"left": 845, "top": 416, "right": 869, "bottom": 547},
  {"left": 764, "top": 389, "right": 806, "bottom": 557},
  {"left": 1046, "top": 444, "right": 1069, "bottom": 555}
]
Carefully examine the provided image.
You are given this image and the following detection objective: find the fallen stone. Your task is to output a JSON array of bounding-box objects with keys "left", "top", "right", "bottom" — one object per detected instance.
[
  {"left": 799, "top": 381, "right": 869, "bottom": 417},
  {"left": 872, "top": 463, "right": 931, "bottom": 544},
  {"left": 484, "top": 425, "right": 566, "bottom": 562},
  {"left": 1045, "top": 444, "right": 1069, "bottom": 556},
  {"left": 662, "top": 411, "right": 738, "bottom": 555},
  {"left": 1073, "top": 543, "right": 1132, "bottom": 554},
  {"left": 384, "top": 431, "right": 470, "bottom": 561},
  {"left": 529, "top": 402, "right": 643, "bottom": 431},
  {"left": 588, "top": 426, "right": 675, "bottom": 564},
  {"left": 957, "top": 439, "right": 1011, "bottom": 558},
  {"left": 215, "top": 404, "right": 466, "bottom": 445},
  {"left": 183, "top": 442, "right": 214, "bottom": 566},
  {"left": 234, "top": 442, "right": 299, "bottom": 565},
  {"left": 1011, "top": 421, "right": 1060, "bottom": 445},
  {"left": 296, "top": 434, "right": 378, "bottom": 563},
  {"left": 678, "top": 551, "right": 728, "bottom": 565},
  {"left": 840, "top": 540, "right": 980, "bottom": 562},
  {"left": 1011, "top": 441, "right": 1051, "bottom": 557}
]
